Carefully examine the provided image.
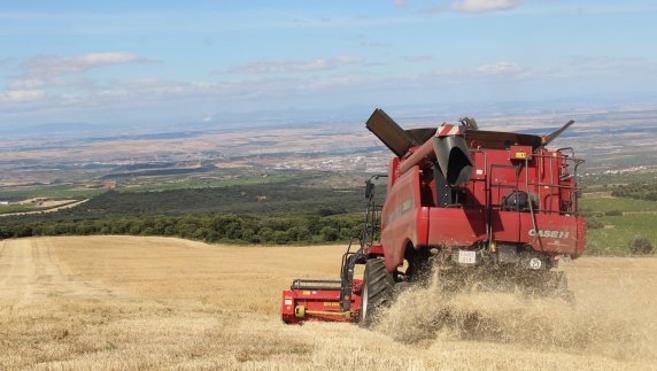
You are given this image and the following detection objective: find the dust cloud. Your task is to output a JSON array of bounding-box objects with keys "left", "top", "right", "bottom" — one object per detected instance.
[{"left": 375, "top": 266, "right": 657, "bottom": 362}]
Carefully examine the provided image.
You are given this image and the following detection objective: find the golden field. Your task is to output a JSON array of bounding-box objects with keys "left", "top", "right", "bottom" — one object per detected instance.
[{"left": 1, "top": 236, "right": 656, "bottom": 370}]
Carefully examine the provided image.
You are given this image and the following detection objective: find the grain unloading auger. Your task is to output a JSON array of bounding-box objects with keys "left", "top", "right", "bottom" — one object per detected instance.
[{"left": 282, "top": 109, "right": 586, "bottom": 325}]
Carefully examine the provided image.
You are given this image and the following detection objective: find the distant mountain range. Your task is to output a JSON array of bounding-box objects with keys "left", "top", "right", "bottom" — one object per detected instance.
[{"left": 5, "top": 95, "right": 657, "bottom": 141}]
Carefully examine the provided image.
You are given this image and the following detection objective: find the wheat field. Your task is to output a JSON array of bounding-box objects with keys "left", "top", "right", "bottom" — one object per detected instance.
[{"left": 0, "top": 236, "right": 656, "bottom": 370}]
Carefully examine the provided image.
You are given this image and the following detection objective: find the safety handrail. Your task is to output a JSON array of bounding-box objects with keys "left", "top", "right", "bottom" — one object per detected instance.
[{"left": 487, "top": 153, "right": 582, "bottom": 216}]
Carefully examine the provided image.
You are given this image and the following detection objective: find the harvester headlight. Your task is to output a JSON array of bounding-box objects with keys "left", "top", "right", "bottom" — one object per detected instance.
[{"left": 529, "top": 257, "right": 542, "bottom": 270}]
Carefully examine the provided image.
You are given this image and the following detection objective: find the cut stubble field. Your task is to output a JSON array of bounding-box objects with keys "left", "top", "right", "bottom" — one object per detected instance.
[{"left": 0, "top": 236, "right": 656, "bottom": 370}]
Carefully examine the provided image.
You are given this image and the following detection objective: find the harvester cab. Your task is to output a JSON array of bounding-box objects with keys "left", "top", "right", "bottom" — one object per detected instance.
[{"left": 282, "top": 108, "right": 585, "bottom": 326}]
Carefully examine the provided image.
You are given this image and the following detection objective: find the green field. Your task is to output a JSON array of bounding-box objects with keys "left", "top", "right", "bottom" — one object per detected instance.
[
  {"left": 0, "top": 170, "right": 356, "bottom": 201},
  {"left": 118, "top": 173, "right": 299, "bottom": 193},
  {"left": 0, "top": 203, "right": 37, "bottom": 215},
  {"left": 1, "top": 170, "right": 655, "bottom": 255},
  {"left": 580, "top": 194, "right": 657, "bottom": 213},
  {"left": 586, "top": 214, "right": 657, "bottom": 255},
  {"left": 0, "top": 171, "right": 378, "bottom": 245},
  {"left": 581, "top": 193, "right": 657, "bottom": 255}
]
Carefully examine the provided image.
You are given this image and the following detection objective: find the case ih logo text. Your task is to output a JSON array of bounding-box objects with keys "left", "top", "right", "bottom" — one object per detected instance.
[{"left": 529, "top": 229, "right": 570, "bottom": 239}]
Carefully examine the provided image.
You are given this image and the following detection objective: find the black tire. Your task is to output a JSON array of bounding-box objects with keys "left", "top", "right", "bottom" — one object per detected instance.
[
  {"left": 405, "top": 246, "right": 432, "bottom": 284},
  {"left": 359, "top": 258, "right": 395, "bottom": 328}
]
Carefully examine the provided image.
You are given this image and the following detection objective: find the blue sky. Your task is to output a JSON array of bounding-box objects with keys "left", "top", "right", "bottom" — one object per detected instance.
[{"left": 1, "top": 0, "right": 656, "bottom": 130}]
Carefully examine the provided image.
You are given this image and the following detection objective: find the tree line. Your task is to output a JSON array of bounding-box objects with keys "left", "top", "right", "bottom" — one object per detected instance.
[
  {"left": 0, "top": 213, "right": 365, "bottom": 245},
  {"left": 611, "top": 183, "right": 657, "bottom": 201}
]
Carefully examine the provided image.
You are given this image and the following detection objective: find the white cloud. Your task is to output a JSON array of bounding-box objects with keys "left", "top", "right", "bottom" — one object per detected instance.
[
  {"left": 475, "top": 62, "right": 527, "bottom": 77},
  {"left": 7, "top": 78, "right": 45, "bottom": 90},
  {"left": 229, "top": 55, "right": 365, "bottom": 74},
  {"left": 402, "top": 55, "right": 434, "bottom": 63},
  {"left": 23, "top": 52, "right": 151, "bottom": 79},
  {"left": 395, "top": 0, "right": 521, "bottom": 13},
  {"left": 431, "top": 62, "right": 528, "bottom": 79},
  {"left": 451, "top": 0, "right": 522, "bottom": 13},
  {"left": 0, "top": 89, "right": 45, "bottom": 103},
  {"left": 1, "top": 52, "right": 153, "bottom": 106},
  {"left": 302, "top": 75, "right": 364, "bottom": 91}
]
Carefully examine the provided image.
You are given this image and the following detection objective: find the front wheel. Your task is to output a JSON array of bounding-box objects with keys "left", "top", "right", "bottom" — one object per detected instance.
[{"left": 359, "top": 258, "right": 395, "bottom": 328}]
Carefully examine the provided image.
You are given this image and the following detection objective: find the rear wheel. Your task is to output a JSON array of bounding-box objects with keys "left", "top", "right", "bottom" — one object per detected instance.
[{"left": 359, "top": 258, "right": 395, "bottom": 327}]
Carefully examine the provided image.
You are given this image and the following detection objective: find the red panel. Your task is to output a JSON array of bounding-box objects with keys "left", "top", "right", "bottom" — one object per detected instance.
[
  {"left": 492, "top": 210, "right": 521, "bottom": 243},
  {"left": 574, "top": 216, "right": 587, "bottom": 258},
  {"left": 366, "top": 244, "right": 384, "bottom": 257},
  {"left": 378, "top": 137, "right": 585, "bottom": 267},
  {"left": 427, "top": 207, "right": 487, "bottom": 247},
  {"left": 507, "top": 211, "right": 581, "bottom": 255},
  {"left": 281, "top": 280, "right": 363, "bottom": 324},
  {"left": 381, "top": 165, "right": 422, "bottom": 271},
  {"left": 416, "top": 207, "right": 430, "bottom": 247}
]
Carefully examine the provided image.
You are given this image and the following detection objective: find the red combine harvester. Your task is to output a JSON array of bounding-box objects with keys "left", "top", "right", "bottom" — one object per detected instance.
[{"left": 282, "top": 109, "right": 586, "bottom": 326}]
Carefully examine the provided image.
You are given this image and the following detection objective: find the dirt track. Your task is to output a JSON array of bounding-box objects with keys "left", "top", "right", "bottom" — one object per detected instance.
[
  {"left": 1, "top": 236, "right": 656, "bottom": 370},
  {"left": 0, "top": 199, "right": 88, "bottom": 217}
]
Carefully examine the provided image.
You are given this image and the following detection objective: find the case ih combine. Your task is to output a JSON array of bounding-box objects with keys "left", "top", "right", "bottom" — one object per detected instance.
[{"left": 282, "top": 108, "right": 585, "bottom": 326}]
